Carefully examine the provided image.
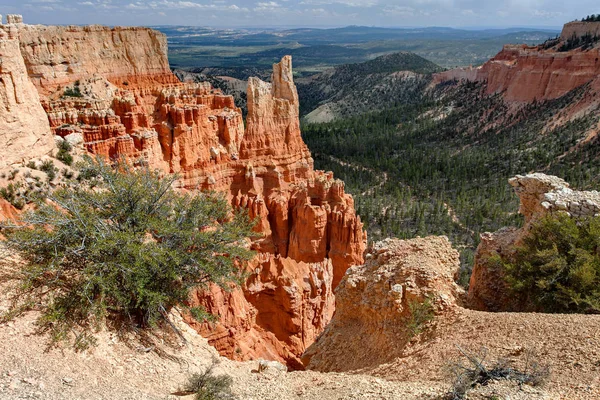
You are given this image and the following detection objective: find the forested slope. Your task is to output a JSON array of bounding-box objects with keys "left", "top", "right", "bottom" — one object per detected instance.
[
  {"left": 297, "top": 52, "right": 442, "bottom": 121},
  {"left": 302, "top": 81, "right": 600, "bottom": 284}
]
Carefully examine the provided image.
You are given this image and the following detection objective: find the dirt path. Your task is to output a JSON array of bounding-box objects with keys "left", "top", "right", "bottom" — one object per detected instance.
[{"left": 317, "top": 153, "right": 388, "bottom": 196}]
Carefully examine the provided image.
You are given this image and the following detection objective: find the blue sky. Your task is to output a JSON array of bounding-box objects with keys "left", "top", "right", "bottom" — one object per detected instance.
[{"left": 2, "top": 0, "right": 597, "bottom": 28}]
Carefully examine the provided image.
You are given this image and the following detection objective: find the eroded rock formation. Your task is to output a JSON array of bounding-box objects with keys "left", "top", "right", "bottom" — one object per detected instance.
[
  {"left": 303, "top": 236, "right": 462, "bottom": 371},
  {"left": 188, "top": 255, "right": 334, "bottom": 369},
  {"left": 0, "top": 17, "right": 366, "bottom": 368},
  {"left": 434, "top": 21, "right": 600, "bottom": 103},
  {"left": 15, "top": 23, "right": 178, "bottom": 95},
  {"left": 0, "top": 21, "right": 53, "bottom": 168},
  {"left": 468, "top": 173, "right": 600, "bottom": 311}
]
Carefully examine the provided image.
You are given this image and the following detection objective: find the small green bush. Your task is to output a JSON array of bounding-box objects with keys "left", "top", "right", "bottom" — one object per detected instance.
[
  {"left": 63, "top": 81, "right": 83, "bottom": 98},
  {"left": 2, "top": 157, "right": 255, "bottom": 346},
  {"left": 184, "top": 362, "right": 234, "bottom": 400},
  {"left": 189, "top": 306, "right": 216, "bottom": 323},
  {"left": 61, "top": 168, "right": 75, "bottom": 180},
  {"left": 0, "top": 182, "right": 25, "bottom": 209},
  {"left": 8, "top": 169, "right": 18, "bottom": 180},
  {"left": 40, "top": 160, "right": 56, "bottom": 181},
  {"left": 406, "top": 297, "right": 434, "bottom": 337},
  {"left": 500, "top": 213, "right": 600, "bottom": 313},
  {"left": 56, "top": 140, "right": 74, "bottom": 166}
]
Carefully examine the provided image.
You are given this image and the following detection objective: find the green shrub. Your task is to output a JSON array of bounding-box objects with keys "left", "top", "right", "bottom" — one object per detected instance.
[
  {"left": 0, "top": 182, "right": 25, "bottom": 209},
  {"left": 189, "top": 306, "right": 216, "bottom": 323},
  {"left": 40, "top": 160, "right": 56, "bottom": 181},
  {"left": 406, "top": 297, "right": 434, "bottom": 337},
  {"left": 2, "top": 157, "right": 255, "bottom": 346},
  {"left": 8, "top": 169, "right": 18, "bottom": 180},
  {"left": 500, "top": 213, "right": 600, "bottom": 313},
  {"left": 63, "top": 81, "right": 83, "bottom": 98},
  {"left": 183, "top": 362, "right": 233, "bottom": 400},
  {"left": 61, "top": 168, "right": 75, "bottom": 180},
  {"left": 56, "top": 140, "right": 74, "bottom": 166}
]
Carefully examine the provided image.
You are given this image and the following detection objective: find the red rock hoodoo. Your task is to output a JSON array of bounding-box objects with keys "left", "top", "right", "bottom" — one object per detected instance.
[{"left": 0, "top": 16, "right": 366, "bottom": 368}]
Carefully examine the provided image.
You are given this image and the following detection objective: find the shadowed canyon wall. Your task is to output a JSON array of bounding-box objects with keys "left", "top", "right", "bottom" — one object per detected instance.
[{"left": 0, "top": 16, "right": 366, "bottom": 368}]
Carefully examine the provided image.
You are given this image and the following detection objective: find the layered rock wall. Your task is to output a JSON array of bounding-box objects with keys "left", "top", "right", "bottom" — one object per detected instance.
[
  {"left": 14, "top": 23, "right": 178, "bottom": 95},
  {"left": 434, "top": 21, "right": 600, "bottom": 102},
  {"left": 0, "top": 21, "right": 53, "bottom": 168}
]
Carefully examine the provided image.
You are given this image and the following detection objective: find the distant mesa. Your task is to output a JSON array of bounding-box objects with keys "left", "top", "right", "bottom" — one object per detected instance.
[
  {"left": 434, "top": 19, "right": 600, "bottom": 103},
  {"left": 560, "top": 19, "right": 600, "bottom": 40}
]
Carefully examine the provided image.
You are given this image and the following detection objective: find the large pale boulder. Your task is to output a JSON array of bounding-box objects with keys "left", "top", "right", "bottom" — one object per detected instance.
[{"left": 304, "top": 236, "right": 462, "bottom": 371}]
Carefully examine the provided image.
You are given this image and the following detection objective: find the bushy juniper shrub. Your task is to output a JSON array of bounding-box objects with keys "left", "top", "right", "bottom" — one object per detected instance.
[
  {"left": 496, "top": 213, "right": 600, "bottom": 313},
  {"left": 56, "top": 140, "right": 74, "bottom": 166},
  {"left": 1, "top": 157, "right": 255, "bottom": 346}
]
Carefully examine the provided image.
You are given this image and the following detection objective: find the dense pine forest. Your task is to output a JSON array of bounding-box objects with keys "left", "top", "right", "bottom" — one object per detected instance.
[
  {"left": 296, "top": 53, "right": 442, "bottom": 119},
  {"left": 301, "top": 81, "right": 600, "bottom": 285}
]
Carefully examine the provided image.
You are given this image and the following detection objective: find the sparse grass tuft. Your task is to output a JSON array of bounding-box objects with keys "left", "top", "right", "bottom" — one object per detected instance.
[{"left": 183, "top": 361, "right": 234, "bottom": 400}]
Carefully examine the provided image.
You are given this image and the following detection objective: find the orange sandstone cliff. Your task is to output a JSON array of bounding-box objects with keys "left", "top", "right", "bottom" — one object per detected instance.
[
  {"left": 435, "top": 20, "right": 600, "bottom": 103},
  {"left": 0, "top": 16, "right": 366, "bottom": 368}
]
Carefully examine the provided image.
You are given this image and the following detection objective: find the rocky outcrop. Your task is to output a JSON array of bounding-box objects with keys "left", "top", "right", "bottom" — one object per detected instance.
[
  {"left": 560, "top": 21, "right": 600, "bottom": 40},
  {"left": 434, "top": 21, "right": 600, "bottom": 103},
  {"left": 510, "top": 173, "right": 600, "bottom": 222},
  {"left": 14, "top": 23, "right": 178, "bottom": 95},
  {"left": 304, "top": 236, "right": 462, "bottom": 372},
  {"left": 0, "top": 18, "right": 366, "bottom": 368},
  {"left": 187, "top": 254, "right": 334, "bottom": 370},
  {"left": 0, "top": 23, "right": 53, "bottom": 168},
  {"left": 468, "top": 173, "right": 600, "bottom": 311}
]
